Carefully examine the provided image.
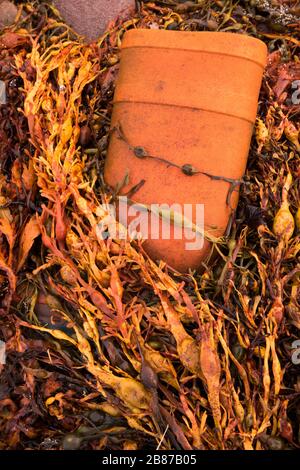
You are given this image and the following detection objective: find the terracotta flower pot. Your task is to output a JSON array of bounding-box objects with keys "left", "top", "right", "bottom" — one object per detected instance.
[{"left": 104, "top": 29, "right": 267, "bottom": 272}]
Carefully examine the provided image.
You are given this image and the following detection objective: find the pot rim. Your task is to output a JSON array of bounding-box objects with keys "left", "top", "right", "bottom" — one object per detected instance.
[{"left": 122, "top": 29, "right": 267, "bottom": 68}]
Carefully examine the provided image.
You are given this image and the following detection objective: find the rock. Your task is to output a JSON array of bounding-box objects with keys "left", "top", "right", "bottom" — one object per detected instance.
[
  {"left": 0, "top": 1, "right": 18, "bottom": 30},
  {"left": 53, "top": 0, "right": 135, "bottom": 41}
]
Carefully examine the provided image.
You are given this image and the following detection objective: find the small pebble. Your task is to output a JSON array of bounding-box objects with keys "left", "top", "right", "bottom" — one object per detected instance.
[
  {"left": 62, "top": 434, "right": 82, "bottom": 450},
  {"left": 206, "top": 19, "right": 218, "bottom": 31},
  {"left": 89, "top": 410, "right": 105, "bottom": 424},
  {"left": 266, "top": 436, "right": 285, "bottom": 450},
  {"left": 166, "top": 22, "right": 179, "bottom": 30},
  {"left": 0, "top": 1, "right": 18, "bottom": 30}
]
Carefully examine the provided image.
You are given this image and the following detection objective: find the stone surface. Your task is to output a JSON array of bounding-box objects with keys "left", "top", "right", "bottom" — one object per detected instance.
[
  {"left": 53, "top": 0, "right": 135, "bottom": 41},
  {"left": 0, "top": 0, "right": 18, "bottom": 30}
]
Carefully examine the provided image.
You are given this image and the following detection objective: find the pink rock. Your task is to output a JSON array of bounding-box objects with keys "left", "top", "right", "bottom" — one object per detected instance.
[
  {"left": 0, "top": 0, "right": 18, "bottom": 30},
  {"left": 53, "top": 0, "right": 135, "bottom": 41}
]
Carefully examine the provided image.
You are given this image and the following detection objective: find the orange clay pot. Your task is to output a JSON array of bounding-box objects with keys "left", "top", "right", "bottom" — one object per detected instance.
[{"left": 104, "top": 29, "right": 267, "bottom": 272}]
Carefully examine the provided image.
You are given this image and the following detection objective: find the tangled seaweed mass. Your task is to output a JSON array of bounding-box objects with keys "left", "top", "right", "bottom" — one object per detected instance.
[{"left": 0, "top": 0, "right": 299, "bottom": 451}]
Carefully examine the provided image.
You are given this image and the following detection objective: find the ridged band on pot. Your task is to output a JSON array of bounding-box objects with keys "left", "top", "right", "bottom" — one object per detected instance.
[{"left": 104, "top": 29, "right": 267, "bottom": 272}]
